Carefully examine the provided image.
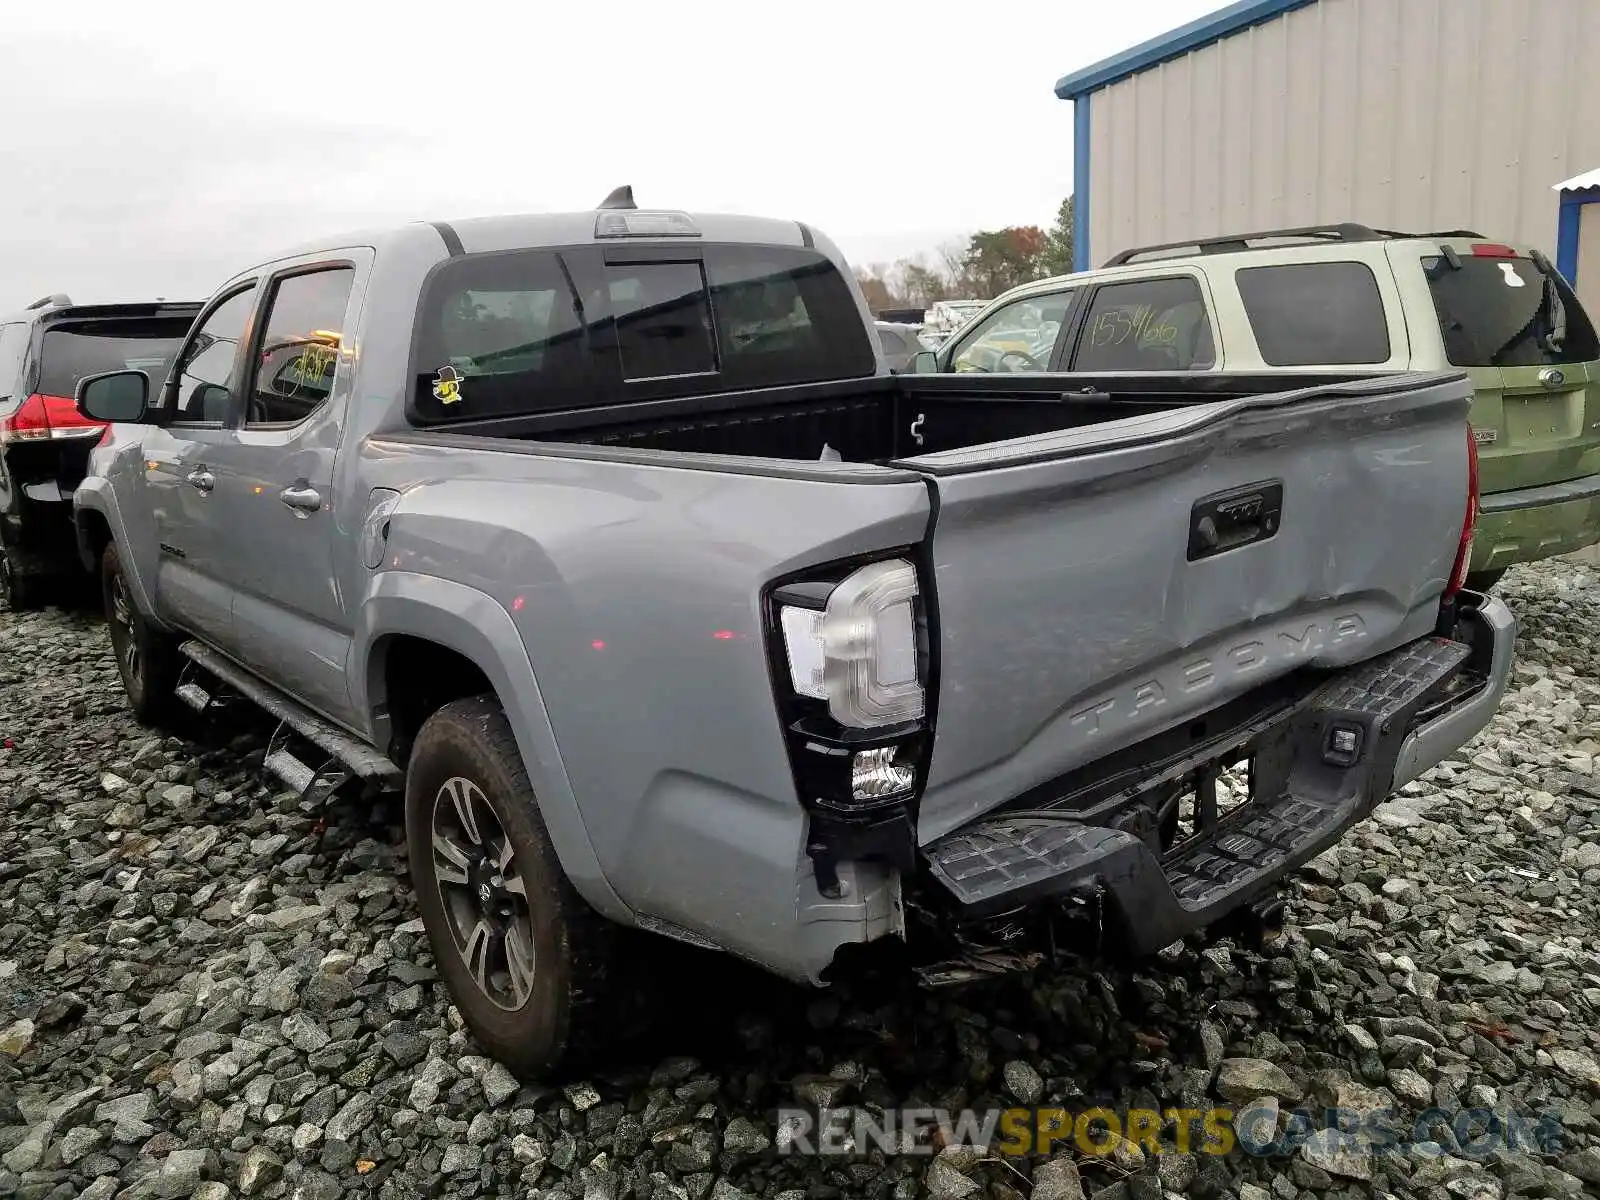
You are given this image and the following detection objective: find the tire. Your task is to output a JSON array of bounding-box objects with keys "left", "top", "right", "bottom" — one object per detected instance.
[
  {"left": 405, "top": 695, "right": 631, "bottom": 1079},
  {"left": 101, "top": 542, "right": 180, "bottom": 725},
  {"left": 1465, "top": 568, "right": 1507, "bottom": 592},
  {"left": 0, "top": 544, "right": 41, "bottom": 612}
]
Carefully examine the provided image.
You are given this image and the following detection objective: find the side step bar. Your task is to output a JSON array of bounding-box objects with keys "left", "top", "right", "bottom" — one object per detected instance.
[{"left": 176, "top": 641, "right": 403, "bottom": 794}]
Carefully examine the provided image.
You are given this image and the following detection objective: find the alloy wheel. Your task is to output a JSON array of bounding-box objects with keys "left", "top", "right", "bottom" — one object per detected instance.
[
  {"left": 430, "top": 776, "right": 538, "bottom": 1011},
  {"left": 108, "top": 575, "right": 142, "bottom": 687}
]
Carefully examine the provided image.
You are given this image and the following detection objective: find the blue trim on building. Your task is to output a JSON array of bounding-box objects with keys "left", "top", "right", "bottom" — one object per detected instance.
[
  {"left": 1556, "top": 190, "right": 1600, "bottom": 286},
  {"left": 1073, "top": 94, "right": 1092, "bottom": 271},
  {"left": 1055, "top": 0, "right": 1316, "bottom": 100}
]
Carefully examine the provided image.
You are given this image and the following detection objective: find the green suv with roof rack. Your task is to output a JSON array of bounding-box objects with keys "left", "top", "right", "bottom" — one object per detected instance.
[{"left": 913, "top": 222, "right": 1600, "bottom": 589}]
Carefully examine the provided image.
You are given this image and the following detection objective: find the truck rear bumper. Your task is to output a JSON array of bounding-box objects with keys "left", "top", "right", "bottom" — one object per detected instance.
[
  {"left": 918, "top": 592, "right": 1515, "bottom": 956},
  {"left": 1472, "top": 470, "right": 1600, "bottom": 569}
]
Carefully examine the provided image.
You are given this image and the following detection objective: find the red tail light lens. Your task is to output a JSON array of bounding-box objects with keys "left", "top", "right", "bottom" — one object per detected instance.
[
  {"left": 0, "top": 394, "right": 107, "bottom": 443},
  {"left": 1470, "top": 243, "right": 1519, "bottom": 258},
  {"left": 1444, "top": 425, "right": 1480, "bottom": 601}
]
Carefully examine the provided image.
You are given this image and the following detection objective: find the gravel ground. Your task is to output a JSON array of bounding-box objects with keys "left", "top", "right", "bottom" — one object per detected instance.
[{"left": 3, "top": 562, "right": 1600, "bottom": 1200}]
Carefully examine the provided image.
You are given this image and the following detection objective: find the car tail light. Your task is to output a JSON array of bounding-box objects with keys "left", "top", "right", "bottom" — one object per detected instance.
[
  {"left": 1470, "top": 243, "right": 1519, "bottom": 259},
  {"left": 779, "top": 559, "right": 924, "bottom": 728},
  {"left": 764, "top": 551, "right": 937, "bottom": 893},
  {"left": 1444, "top": 425, "right": 1480, "bottom": 601},
  {"left": 0, "top": 394, "right": 107, "bottom": 444}
]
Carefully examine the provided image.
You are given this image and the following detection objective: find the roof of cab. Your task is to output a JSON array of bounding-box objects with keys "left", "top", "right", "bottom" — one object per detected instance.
[{"left": 257, "top": 189, "right": 824, "bottom": 268}]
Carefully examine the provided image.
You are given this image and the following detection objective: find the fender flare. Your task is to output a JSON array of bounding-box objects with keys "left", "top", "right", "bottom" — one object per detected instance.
[
  {"left": 349, "top": 570, "right": 633, "bottom": 925},
  {"left": 73, "top": 478, "right": 168, "bottom": 628}
]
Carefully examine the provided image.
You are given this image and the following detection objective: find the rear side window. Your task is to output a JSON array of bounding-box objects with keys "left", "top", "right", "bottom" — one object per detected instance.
[
  {"left": 1236, "top": 262, "right": 1391, "bottom": 365},
  {"left": 36, "top": 320, "right": 192, "bottom": 399},
  {"left": 1422, "top": 254, "right": 1600, "bottom": 367},
  {"left": 246, "top": 268, "right": 356, "bottom": 426},
  {"left": 1070, "top": 276, "right": 1215, "bottom": 371},
  {"left": 410, "top": 243, "right": 876, "bottom": 421}
]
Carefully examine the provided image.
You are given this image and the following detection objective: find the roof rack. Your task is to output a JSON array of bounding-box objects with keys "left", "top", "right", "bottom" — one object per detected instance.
[
  {"left": 1102, "top": 224, "right": 1389, "bottom": 267},
  {"left": 1102, "top": 223, "right": 1492, "bottom": 268},
  {"left": 1369, "top": 227, "right": 1487, "bottom": 240}
]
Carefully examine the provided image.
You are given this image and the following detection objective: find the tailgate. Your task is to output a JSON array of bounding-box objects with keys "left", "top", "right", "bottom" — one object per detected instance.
[
  {"left": 896, "top": 372, "right": 1473, "bottom": 844},
  {"left": 1478, "top": 360, "right": 1600, "bottom": 494}
]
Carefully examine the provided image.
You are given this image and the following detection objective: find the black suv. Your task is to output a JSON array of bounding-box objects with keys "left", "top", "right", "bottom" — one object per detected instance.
[{"left": 0, "top": 294, "right": 200, "bottom": 608}]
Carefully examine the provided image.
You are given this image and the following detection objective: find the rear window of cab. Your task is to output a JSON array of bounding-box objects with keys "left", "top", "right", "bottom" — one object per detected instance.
[{"left": 409, "top": 243, "right": 877, "bottom": 422}]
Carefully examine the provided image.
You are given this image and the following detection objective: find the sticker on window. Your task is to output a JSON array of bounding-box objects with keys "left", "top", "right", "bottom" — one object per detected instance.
[
  {"left": 1500, "top": 263, "right": 1526, "bottom": 288},
  {"left": 432, "top": 365, "right": 465, "bottom": 405}
]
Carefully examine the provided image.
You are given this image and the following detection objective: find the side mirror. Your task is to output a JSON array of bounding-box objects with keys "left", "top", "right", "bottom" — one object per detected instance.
[
  {"left": 908, "top": 350, "right": 939, "bottom": 375},
  {"left": 76, "top": 370, "right": 151, "bottom": 423}
]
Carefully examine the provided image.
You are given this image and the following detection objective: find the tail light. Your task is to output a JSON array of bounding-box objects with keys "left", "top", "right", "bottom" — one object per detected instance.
[
  {"left": 1469, "top": 243, "right": 1519, "bottom": 259},
  {"left": 764, "top": 551, "right": 936, "bottom": 894},
  {"left": 0, "top": 394, "right": 107, "bottom": 444},
  {"left": 1444, "top": 425, "right": 1480, "bottom": 601}
]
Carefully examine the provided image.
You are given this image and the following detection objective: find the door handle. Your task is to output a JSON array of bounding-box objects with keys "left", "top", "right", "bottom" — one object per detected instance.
[
  {"left": 185, "top": 468, "right": 214, "bottom": 494},
  {"left": 280, "top": 484, "right": 322, "bottom": 516}
]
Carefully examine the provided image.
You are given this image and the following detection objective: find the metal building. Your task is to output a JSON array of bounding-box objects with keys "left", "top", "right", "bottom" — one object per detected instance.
[
  {"left": 1055, "top": 0, "right": 1600, "bottom": 273},
  {"left": 1556, "top": 169, "right": 1600, "bottom": 317}
]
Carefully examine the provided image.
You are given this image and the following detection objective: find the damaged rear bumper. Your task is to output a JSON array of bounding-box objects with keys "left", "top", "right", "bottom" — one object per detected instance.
[{"left": 918, "top": 591, "right": 1516, "bottom": 956}]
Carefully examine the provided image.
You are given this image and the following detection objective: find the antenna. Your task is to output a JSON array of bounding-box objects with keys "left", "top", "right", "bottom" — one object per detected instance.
[
  {"left": 26, "top": 293, "right": 72, "bottom": 310},
  {"left": 598, "top": 185, "right": 637, "bottom": 211}
]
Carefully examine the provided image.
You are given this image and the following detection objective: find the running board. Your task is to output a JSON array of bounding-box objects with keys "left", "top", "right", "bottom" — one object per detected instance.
[
  {"left": 263, "top": 747, "right": 317, "bottom": 795},
  {"left": 176, "top": 640, "right": 402, "bottom": 788}
]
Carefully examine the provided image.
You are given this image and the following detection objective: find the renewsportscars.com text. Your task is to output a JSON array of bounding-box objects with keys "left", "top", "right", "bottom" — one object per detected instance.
[{"left": 775, "top": 1104, "right": 1566, "bottom": 1159}]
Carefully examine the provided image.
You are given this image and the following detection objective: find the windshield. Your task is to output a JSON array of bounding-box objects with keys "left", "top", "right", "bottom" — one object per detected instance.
[
  {"left": 37, "top": 320, "right": 193, "bottom": 396},
  {"left": 1421, "top": 254, "right": 1600, "bottom": 368}
]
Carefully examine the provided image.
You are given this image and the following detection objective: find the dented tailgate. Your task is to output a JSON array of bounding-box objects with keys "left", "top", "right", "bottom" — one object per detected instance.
[{"left": 894, "top": 372, "right": 1474, "bottom": 844}]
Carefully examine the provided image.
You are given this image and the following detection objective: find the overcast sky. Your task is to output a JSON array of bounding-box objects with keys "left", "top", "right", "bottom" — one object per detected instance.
[{"left": 3, "top": 0, "right": 1217, "bottom": 308}]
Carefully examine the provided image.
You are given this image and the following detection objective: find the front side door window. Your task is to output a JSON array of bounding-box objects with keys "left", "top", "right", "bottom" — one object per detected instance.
[
  {"left": 170, "top": 287, "right": 257, "bottom": 424},
  {"left": 945, "top": 291, "right": 1076, "bottom": 373}
]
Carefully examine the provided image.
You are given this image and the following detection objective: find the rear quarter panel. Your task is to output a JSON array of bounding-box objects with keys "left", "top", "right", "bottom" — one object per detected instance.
[{"left": 354, "top": 438, "right": 932, "bottom": 962}]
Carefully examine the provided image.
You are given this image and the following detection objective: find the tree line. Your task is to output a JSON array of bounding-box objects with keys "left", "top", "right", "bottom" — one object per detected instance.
[{"left": 857, "top": 197, "right": 1074, "bottom": 312}]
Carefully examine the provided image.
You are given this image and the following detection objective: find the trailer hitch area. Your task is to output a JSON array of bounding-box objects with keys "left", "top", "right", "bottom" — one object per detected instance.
[
  {"left": 908, "top": 888, "right": 1103, "bottom": 989},
  {"left": 1202, "top": 889, "right": 1288, "bottom": 953}
]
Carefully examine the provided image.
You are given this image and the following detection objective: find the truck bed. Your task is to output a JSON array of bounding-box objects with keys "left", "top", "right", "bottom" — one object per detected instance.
[
  {"left": 378, "top": 367, "right": 1476, "bottom": 847},
  {"left": 434, "top": 371, "right": 1380, "bottom": 464}
]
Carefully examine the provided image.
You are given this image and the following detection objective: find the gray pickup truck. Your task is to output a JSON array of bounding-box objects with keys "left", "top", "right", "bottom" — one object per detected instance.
[{"left": 70, "top": 189, "right": 1515, "bottom": 1078}]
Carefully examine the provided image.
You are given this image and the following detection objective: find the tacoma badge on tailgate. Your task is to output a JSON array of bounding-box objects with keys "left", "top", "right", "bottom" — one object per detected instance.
[{"left": 1188, "top": 480, "right": 1283, "bottom": 562}]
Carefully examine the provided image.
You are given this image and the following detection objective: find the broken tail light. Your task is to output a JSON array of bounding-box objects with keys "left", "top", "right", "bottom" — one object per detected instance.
[{"left": 763, "top": 550, "right": 939, "bottom": 893}]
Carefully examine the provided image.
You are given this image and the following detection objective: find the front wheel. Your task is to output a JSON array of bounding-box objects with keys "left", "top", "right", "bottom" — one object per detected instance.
[
  {"left": 101, "top": 542, "right": 179, "bottom": 725},
  {"left": 405, "top": 695, "right": 630, "bottom": 1079}
]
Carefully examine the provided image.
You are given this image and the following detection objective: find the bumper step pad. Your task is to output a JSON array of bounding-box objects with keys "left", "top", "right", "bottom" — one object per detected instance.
[{"left": 923, "top": 633, "right": 1472, "bottom": 953}]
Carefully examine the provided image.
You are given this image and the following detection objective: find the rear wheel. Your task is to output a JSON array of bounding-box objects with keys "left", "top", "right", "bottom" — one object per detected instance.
[
  {"left": 405, "top": 695, "right": 632, "bottom": 1079},
  {"left": 1465, "top": 568, "right": 1507, "bottom": 592},
  {"left": 101, "top": 542, "right": 179, "bottom": 725}
]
